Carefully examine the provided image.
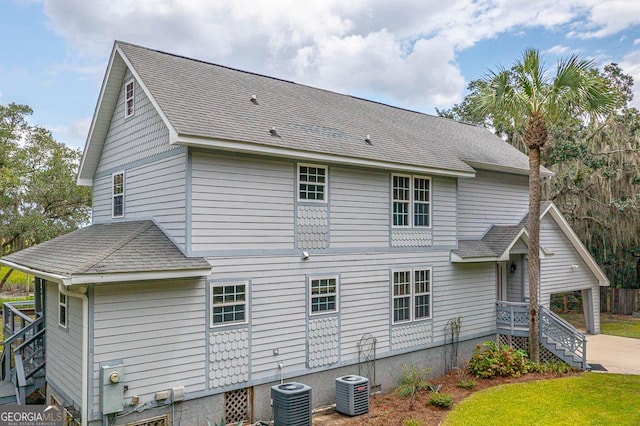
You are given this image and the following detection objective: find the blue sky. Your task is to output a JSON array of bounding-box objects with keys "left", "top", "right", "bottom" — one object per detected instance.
[{"left": 1, "top": 0, "right": 639, "bottom": 150}]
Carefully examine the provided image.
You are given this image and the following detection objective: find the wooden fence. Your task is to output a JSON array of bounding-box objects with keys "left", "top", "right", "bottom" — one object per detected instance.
[{"left": 600, "top": 287, "right": 640, "bottom": 314}]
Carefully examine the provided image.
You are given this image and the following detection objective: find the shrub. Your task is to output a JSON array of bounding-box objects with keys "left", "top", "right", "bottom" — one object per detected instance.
[
  {"left": 428, "top": 392, "right": 454, "bottom": 408},
  {"left": 395, "top": 363, "right": 433, "bottom": 409},
  {"left": 530, "top": 361, "right": 575, "bottom": 374},
  {"left": 457, "top": 378, "right": 477, "bottom": 389},
  {"left": 468, "top": 341, "right": 531, "bottom": 378}
]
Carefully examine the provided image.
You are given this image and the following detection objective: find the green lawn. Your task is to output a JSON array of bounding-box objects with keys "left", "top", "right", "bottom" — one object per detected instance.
[
  {"left": 559, "top": 311, "right": 640, "bottom": 339},
  {"left": 443, "top": 373, "right": 640, "bottom": 426}
]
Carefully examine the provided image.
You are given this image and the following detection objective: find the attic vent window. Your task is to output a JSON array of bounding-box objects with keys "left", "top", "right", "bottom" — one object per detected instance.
[
  {"left": 124, "top": 80, "right": 135, "bottom": 118},
  {"left": 269, "top": 127, "right": 280, "bottom": 137},
  {"left": 250, "top": 95, "right": 258, "bottom": 104}
]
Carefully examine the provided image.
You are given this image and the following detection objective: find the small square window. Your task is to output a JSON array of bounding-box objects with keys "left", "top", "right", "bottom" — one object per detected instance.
[
  {"left": 211, "top": 282, "right": 247, "bottom": 326},
  {"left": 299, "top": 164, "right": 327, "bottom": 202},
  {"left": 310, "top": 277, "right": 338, "bottom": 314}
]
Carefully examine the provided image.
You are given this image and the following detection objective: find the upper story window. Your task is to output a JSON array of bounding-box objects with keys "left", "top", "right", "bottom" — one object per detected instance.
[
  {"left": 58, "top": 290, "right": 68, "bottom": 328},
  {"left": 112, "top": 172, "right": 124, "bottom": 218},
  {"left": 392, "top": 175, "right": 431, "bottom": 227},
  {"left": 211, "top": 282, "right": 247, "bottom": 326},
  {"left": 298, "top": 164, "right": 327, "bottom": 202},
  {"left": 310, "top": 276, "right": 338, "bottom": 315},
  {"left": 392, "top": 268, "right": 431, "bottom": 324},
  {"left": 125, "top": 80, "right": 135, "bottom": 118}
]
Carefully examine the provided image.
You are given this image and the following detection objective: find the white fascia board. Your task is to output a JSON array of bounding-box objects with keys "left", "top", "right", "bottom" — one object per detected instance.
[
  {"left": 116, "top": 45, "right": 179, "bottom": 143},
  {"left": 174, "top": 134, "right": 477, "bottom": 178},
  {"left": 465, "top": 161, "right": 554, "bottom": 178},
  {"left": 68, "top": 268, "right": 212, "bottom": 285},
  {"left": 450, "top": 253, "right": 498, "bottom": 263},
  {"left": 0, "top": 260, "right": 70, "bottom": 285},
  {"left": 542, "top": 203, "right": 610, "bottom": 287},
  {"left": 77, "top": 46, "right": 119, "bottom": 187},
  {"left": 500, "top": 229, "right": 547, "bottom": 260}
]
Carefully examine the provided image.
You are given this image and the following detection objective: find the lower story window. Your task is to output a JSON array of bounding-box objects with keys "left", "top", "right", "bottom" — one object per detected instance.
[
  {"left": 392, "top": 268, "right": 431, "bottom": 323},
  {"left": 211, "top": 282, "right": 247, "bottom": 326},
  {"left": 310, "top": 277, "right": 338, "bottom": 314}
]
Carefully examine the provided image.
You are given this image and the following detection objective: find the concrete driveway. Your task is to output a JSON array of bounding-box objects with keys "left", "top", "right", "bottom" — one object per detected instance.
[{"left": 586, "top": 334, "right": 640, "bottom": 374}]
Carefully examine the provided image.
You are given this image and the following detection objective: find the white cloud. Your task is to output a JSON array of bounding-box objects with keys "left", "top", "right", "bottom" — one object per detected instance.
[
  {"left": 619, "top": 49, "right": 640, "bottom": 109},
  {"left": 46, "top": 118, "right": 92, "bottom": 149},
  {"left": 39, "top": 0, "right": 640, "bottom": 113},
  {"left": 569, "top": 1, "right": 640, "bottom": 39},
  {"left": 546, "top": 45, "right": 572, "bottom": 56}
]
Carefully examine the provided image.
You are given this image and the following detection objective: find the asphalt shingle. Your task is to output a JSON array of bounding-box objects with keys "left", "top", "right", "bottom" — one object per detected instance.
[
  {"left": 117, "top": 41, "right": 532, "bottom": 177},
  {"left": 1, "top": 221, "right": 210, "bottom": 277}
]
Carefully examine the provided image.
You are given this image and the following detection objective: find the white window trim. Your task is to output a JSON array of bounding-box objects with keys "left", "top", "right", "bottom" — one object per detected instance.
[
  {"left": 391, "top": 174, "right": 432, "bottom": 228},
  {"left": 391, "top": 267, "right": 432, "bottom": 325},
  {"left": 210, "top": 281, "right": 248, "bottom": 327},
  {"left": 298, "top": 163, "right": 328, "bottom": 203},
  {"left": 308, "top": 275, "right": 339, "bottom": 316},
  {"left": 58, "top": 289, "right": 68, "bottom": 329},
  {"left": 112, "top": 171, "right": 125, "bottom": 218},
  {"left": 124, "top": 79, "right": 135, "bottom": 118}
]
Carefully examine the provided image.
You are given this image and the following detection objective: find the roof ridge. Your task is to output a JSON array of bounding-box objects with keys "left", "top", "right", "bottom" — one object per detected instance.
[{"left": 74, "top": 221, "right": 154, "bottom": 274}]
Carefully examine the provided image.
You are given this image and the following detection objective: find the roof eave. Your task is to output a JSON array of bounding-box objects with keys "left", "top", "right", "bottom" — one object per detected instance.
[
  {"left": 542, "top": 202, "right": 610, "bottom": 287},
  {"left": 77, "top": 42, "right": 179, "bottom": 187},
  {"left": 0, "top": 259, "right": 71, "bottom": 286},
  {"left": 174, "top": 134, "right": 477, "bottom": 178},
  {"left": 68, "top": 268, "right": 212, "bottom": 285},
  {"left": 450, "top": 253, "right": 499, "bottom": 263},
  {"left": 464, "top": 160, "right": 554, "bottom": 178}
]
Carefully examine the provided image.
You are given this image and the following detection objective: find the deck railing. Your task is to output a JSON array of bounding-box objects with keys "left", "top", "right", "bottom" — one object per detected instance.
[
  {"left": 496, "top": 301, "right": 587, "bottom": 369},
  {"left": 496, "top": 301, "right": 529, "bottom": 336},
  {"left": 1, "top": 302, "right": 46, "bottom": 404}
]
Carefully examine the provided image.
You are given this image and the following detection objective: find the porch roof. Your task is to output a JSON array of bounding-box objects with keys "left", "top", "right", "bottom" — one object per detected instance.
[
  {"left": 0, "top": 221, "right": 211, "bottom": 285},
  {"left": 451, "top": 225, "right": 527, "bottom": 263}
]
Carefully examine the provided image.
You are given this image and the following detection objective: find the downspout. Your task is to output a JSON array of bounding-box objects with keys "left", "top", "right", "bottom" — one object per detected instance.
[{"left": 60, "top": 284, "right": 89, "bottom": 426}]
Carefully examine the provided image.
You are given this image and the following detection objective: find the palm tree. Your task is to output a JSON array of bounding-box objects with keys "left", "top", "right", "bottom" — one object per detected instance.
[{"left": 473, "top": 49, "right": 617, "bottom": 362}]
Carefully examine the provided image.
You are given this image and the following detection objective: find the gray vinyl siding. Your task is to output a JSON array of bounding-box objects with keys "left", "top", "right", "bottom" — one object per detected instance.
[
  {"left": 329, "top": 167, "right": 388, "bottom": 247},
  {"left": 539, "top": 215, "right": 598, "bottom": 304},
  {"left": 91, "top": 175, "right": 111, "bottom": 222},
  {"left": 91, "top": 154, "right": 187, "bottom": 244},
  {"left": 431, "top": 176, "right": 457, "bottom": 247},
  {"left": 95, "top": 69, "right": 178, "bottom": 174},
  {"left": 190, "top": 151, "right": 295, "bottom": 251},
  {"left": 45, "top": 281, "right": 83, "bottom": 408},
  {"left": 125, "top": 154, "right": 187, "bottom": 245},
  {"left": 91, "top": 279, "right": 206, "bottom": 415},
  {"left": 208, "top": 250, "right": 496, "bottom": 383},
  {"left": 458, "top": 170, "right": 529, "bottom": 239}
]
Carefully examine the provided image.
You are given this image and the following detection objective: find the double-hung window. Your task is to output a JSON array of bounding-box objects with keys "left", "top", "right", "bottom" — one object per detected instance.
[
  {"left": 125, "top": 80, "right": 135, "bottom": 117},
  {"left": 211, "top": 282, "right": 247, "bottom": 326},
  {"left": 112, "top": 172, "right": 124, "bottom": 218},
  {"left": 392, "top": 175, "right": 431, "bottom": 227},
  {"left": 310, "top": 277, "right": 338, "bottom": 314},
  {"left": 392, "top": 268, "right": 431, "bottom": 324},
  {"left": 58, "top": 290, "right": 68, "bottom": 328},
  {"left": 298, "top": 164, "right": 327, "bottom": 202}
]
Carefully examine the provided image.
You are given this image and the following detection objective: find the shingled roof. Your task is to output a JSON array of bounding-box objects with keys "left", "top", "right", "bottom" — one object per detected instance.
[
  {"left": 452, "top": 225, "right": 528, "bottom": 262},
  {"left": 79, "top": 41, "right": 550, "bottom": 184},
  {"left": 0, "top": 221, "right": 211, "bottom": 285}
]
